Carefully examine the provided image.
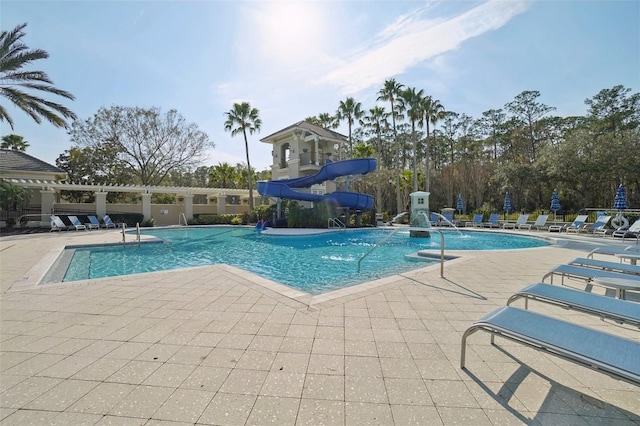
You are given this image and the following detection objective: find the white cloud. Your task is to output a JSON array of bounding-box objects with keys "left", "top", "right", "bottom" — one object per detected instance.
[{"left": 320, "top": 0, "right": 529, "bottom": 94}]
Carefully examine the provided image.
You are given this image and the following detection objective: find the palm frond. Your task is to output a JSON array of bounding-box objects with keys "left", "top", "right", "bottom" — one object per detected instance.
[
  {"left": 1, "top": 85, "right": 77, "bottom": 127},
  {"left": 0, "top": 104, "right": 14, "bottom": 129},
  {"left": 0, "top": 23, "right": 76, "bottom": 128},
  {"left": 0, "top": 49, "right": 50, "bottom": 73},
  {"left": 13, "top": 81, "right": 76, "bottom": 100}
]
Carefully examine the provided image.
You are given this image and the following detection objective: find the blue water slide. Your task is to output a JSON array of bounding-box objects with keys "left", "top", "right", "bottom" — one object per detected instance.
[{"left": 257, "top": 158, "right": 376, "bottom": 210}]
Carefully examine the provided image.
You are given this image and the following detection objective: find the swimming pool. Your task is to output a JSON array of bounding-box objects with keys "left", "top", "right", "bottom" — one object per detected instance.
[{"left": 57, "top": 227, "right": 548, "bottom": 294}]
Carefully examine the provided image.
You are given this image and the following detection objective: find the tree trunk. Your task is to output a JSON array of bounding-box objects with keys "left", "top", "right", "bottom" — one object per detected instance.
[{"left": 243, "top": 129, "right": 254, "bottom": 212}]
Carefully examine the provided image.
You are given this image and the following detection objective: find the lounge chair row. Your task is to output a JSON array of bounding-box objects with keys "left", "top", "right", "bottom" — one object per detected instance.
[
  {"left": 560, "top": 215, "right": 640, "bottom": 239},
  {"left": 465, "top": 213, "right": 503, "bottom": 228},
  {"left": 50, "top": 214, "right": 122, "bottom": 231},
  {"left": 458, "top": 213, "right": 639, "bottom": 240},
  {"left": 465, "top": 213, "right": 552, "bottom": 230},
  {"left": 462, "top": 251, "right": 640, "bottom": 387}
]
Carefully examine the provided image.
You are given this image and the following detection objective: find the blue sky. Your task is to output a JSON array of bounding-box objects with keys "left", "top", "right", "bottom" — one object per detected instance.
[{"left": 2, "top": 0, "right": 639, "bottom": 172}]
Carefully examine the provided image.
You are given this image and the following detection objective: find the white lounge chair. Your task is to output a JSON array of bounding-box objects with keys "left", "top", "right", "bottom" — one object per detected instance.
[
  {"left": 507, "top": 283, "right": 640, "bottom": 328},
  {"left": 103, "top": 215, "right": 123, "bottom": 229},
  {"left": 440, "top": 211, "right": 455, "bottom": 227},
  {"left": 430, "top": 212, "right": 439, "bottom": 227},
  {"left": 461, "top": 306, "right": 640, "bottom": 386},
  {"left": 542, "top": 264, "right": 640, "bottom": 291},
  {"left": 564, "top": 215, "right": 589, "bottom": 233},
  {"left": 482, "top": 213, "right": 500, "bottom": 228},
  {"left": 87, "top": 215, "right": 101, "bottom": 230},
  {"left": 465, "top": 214, "right": 483, "bottom": 228},
  {"left": 587, "top": 245, "right": 640, "bottom": 259},
  {"left": 502, "top": 214, "right": 528, "bottom": 229},
  {"left": 568, "top": 257, "right": 640, "bottom": 276},
  {"left": 582, "top": 215, "right": 611, "bottom": 235},
  {"left": 68, "top": 215, "right": 87, "bottom": 231},
  {"left": 50, "top": 215, "right": 68, "bottom": 232},
  {"left": 519, "top": 214, "right": 548, "bottom": 230},
  {"left": 612, "top": 219, "right": 640, "bottom": 242}
]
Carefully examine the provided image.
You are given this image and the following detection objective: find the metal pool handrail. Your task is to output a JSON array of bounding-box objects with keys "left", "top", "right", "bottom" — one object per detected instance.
[
  {"left": 357, "top": 228, "right": 447, "bottom": 277},
  {"left": 328, "top": 217, "right": 345, "bottom": 229},
  {"left": 121, "top": 223, "right": 141, "bottom": 247},
  {"left": 357, "top": 227, "right": 401, "bottom": 273},
  {"left": 430, "top": 229, "right": 446, "bottom": 278}
]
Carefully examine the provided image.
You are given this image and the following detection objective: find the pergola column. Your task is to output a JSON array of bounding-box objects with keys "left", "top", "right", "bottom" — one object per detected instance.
[
  {"left": 141, "top": 193, "right": 152, "bottom": 220},
  {"left": 40, "top": 189, "right": 55, "bottom": 226},
  {"left": 95, "top": 191, "right": 107, "bottom": 218},
  {"left": 183, "top": 194, "right": 194, "bottom": 220},
  {"left": 217, "top": 195, "right": 226, "bottom": 214}
]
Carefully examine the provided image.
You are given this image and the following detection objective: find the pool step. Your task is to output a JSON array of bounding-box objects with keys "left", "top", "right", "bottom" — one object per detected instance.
[{"left": 404, "top": 251, "right": 459, "bottom": 262}]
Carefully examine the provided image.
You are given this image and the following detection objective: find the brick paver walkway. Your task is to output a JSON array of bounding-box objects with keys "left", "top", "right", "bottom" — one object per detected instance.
[{"left": 1, "top": 228, "right": 638, "bottom": 425}]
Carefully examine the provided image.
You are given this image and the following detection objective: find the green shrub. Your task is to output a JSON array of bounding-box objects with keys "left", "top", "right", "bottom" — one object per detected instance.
[
  {"left": 192, "top": 214, "right": 238, "bottom": 225},
  {"left": 152, "top": 193, "right": 176, "bottom": 204},
  {"left": 284, "top": 200, "right": 337, "bottom": 228},
  {"left": 140, "top": 218, "right": 156, "bottom": 227},
  {"left": 108, "top": 213, "right": 144, "bottom": 228}
]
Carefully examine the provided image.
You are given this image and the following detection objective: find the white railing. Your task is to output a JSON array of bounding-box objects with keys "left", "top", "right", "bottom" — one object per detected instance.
[
  {"left": 179, "top": 213, "right": 188, "bottom": 226},
  {"left": 328, "top": 217, "right": 345, "bottom": 229}
]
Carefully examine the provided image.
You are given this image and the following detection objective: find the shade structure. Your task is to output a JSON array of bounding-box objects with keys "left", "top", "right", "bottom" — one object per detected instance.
[
  {"left": 503, "top": 192, "right": 512, "bottom": 213},
  {"left": 456, "top": 194, "right": 463, "bottom": 214},
  {"left": 613, "top": 184, "right": 628, "bottom": 210},
  {"left": 550, "top": 189, "right": 561, "bottom": 222}
]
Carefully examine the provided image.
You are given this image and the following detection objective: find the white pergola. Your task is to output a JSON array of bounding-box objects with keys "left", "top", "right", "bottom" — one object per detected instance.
[{"left": 3, "top": 177, "right": 253, "bottom": 224}]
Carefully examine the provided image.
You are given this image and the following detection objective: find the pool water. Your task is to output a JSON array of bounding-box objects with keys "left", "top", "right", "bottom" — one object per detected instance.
[{"left": 62, "top": 227, "right": 548, "bottom": 294}]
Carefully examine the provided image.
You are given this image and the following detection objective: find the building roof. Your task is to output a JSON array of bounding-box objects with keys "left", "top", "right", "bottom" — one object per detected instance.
[
  {"left": 0, "top": 149, "right": 64, "bottom": 174},
  {"left": 260, "top": 120, "right": 348, "bottom": 143}
]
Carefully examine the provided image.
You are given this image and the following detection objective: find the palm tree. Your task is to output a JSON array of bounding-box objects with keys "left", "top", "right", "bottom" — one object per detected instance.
[
  {"left": 401, "top": 87, "right": 424, "bottom": 192},
  {"left": 224, "top": 102, "right": 261, "bottom": 211},
  {"left": 318, "top": 112, "right": 339, "bottom": 129},
  {"left": 378, "top": 78, "right": 405, "bottom": 214},
  {"left": 421, "top": 96, "right": 445, "bottom": 191},
  {"left": 209, "top": 162, "right": 237, "bottom": 188},
  {"left": 360, "top": 106, "right": 390, "bottom": 212},
  {"left": 336, "top": 97, "right": 364, "bottom": 159},
  {"left": 0, "top": 23, "right": 77, "bottom": 130},
  {"left": 1, "top": 133, "right": 29, "bottom": 151}
]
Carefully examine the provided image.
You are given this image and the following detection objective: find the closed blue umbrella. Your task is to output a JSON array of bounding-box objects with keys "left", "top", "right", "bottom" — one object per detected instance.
[
  {"left": 503, "top": 192, "right": 512, "bottom": 213},
  {"left": 503, "top": 192, "right": 512, "bottom": 222},
  {"left": 550, "top": 189, "right": 561, "bottom": 222},
  {"left": 613, "top": 184, "right": 628, "bottom": 210},
  {"left": 456, "top": 194, "right": 463, "bottom": 214}
]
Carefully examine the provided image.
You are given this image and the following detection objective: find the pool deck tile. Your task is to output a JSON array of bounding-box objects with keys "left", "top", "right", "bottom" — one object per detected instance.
[{"left": 1, "top": 229, "right": 639, "bottom": 424}]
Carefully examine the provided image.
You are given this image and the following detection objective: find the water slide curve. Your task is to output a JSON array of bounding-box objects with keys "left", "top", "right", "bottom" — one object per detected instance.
[{"left": 257, "top": 158, "right": 376, "bottom": 210}]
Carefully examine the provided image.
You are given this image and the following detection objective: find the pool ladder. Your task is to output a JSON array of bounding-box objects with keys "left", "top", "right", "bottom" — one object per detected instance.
[{"left": 121, "top": 223, "right": 141, "bottom": 247}]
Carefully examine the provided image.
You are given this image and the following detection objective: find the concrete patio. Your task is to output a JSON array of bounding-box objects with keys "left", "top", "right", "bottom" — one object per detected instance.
[{"left": 1, "top": 228, "right": 638, "bottom": 425}]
